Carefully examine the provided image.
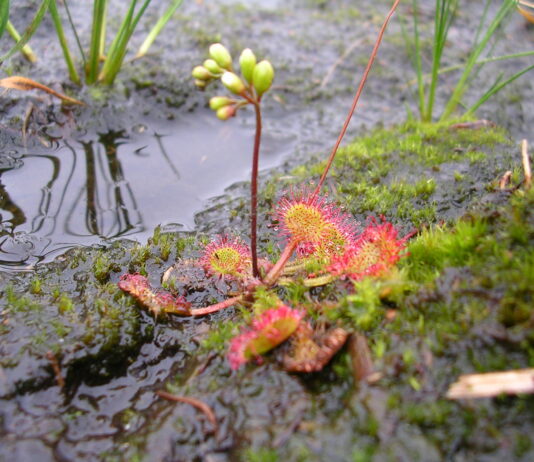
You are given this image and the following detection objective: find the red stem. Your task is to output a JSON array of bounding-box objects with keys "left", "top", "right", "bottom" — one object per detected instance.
[
  {"left": 313, "top": 0, "right": 402, "bottom": 199},
  {"left": 263, "top": 241, "right": 298, "bottom": 286},
  {"left": 190, "top": 295, "right": 243, "bottom": 316},
  {"left": 250, "top": 101, "right": 262, "bottom": 278}
]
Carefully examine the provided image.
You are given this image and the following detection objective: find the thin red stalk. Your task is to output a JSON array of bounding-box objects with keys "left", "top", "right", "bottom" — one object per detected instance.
[
  {"left": 312, "top": 0, "right": 402, "bottom": 199},
  {"left": 190, "top": 295, "right": 243, "bottom": 316},
  {"left": 250, "top": 101, "right": 262, "bottom": 278},
  {"left": 263, "top": 241, "right": 298, "bottom": 286}
]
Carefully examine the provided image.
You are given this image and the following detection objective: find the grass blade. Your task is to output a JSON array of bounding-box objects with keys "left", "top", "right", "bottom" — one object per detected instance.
[
  {"left": 0, "top": 0, "right": 50, "bottom": 64},
  {"left": 87, "top": 0, "right": 108, "bottom": 84},
  {"left": 63, "top": 0, "right": 86, "bottom": 65},
  {"left": 411, "top": 0, "right": 426, "bottom": 121},
  {"left": 465, "top": 63, "right": 534, "bottom": 117},
  {"left": 99, "top": 0, "right": 152, "bottom": 84},
  {"left": 5, "top": 20, "right": 37, "bottom": 62},
  {"left": 424, "top": 0, "right": 458, "bottom": 121},
  {"left": 49, "top": 0, "right": 81, "bottom": 84},
  {"left": 441, "top": 0, "right": 515, "bottom": 120},
  {"left": 136, "top": 0, "right": 183, "bottom": 58},
  {"left": 0, "top": 0, "right": 9, "bottom": 40},
  {"left": 98, "top": 0, "right": 140, "bottom": 84},
  {"left": 473, "top": 0, "right": 491, "bottom": 47},
  {"left": 437, "top": 50, "right": 534, "bottom": 76}
]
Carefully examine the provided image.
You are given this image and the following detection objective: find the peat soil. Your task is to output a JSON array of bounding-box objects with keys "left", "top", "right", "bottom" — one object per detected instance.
[{"left": 0, "top": 1, "right": 533, "bottom": 461}]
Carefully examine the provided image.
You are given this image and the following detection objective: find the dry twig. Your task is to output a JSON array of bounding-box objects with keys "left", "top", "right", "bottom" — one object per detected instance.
[
  {"left": 499, "top": 171, "right": 512, "bottom": 190},
  {"left": 446, "top": 368, "right": 534, "bottom": 399},
  {"left": 449, "top": 119, "right": 495, "bottom": 130},
  {"left": 0, "top": 76, "right": 84, "bottom": 105},
  {"left": 521, "top": 139, "right": 531, "bottom": 189},
  {"left": 348, "top": 332, "right": 381, "bottom": 384}
]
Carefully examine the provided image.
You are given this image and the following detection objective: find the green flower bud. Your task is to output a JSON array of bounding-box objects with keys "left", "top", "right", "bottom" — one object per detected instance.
[
  {"left": 209, "top": 43, "right": 232, "bottom": 70},
  {"left": 194, "top": 79, "right": 207, "bottom": 90},
  {"left": 221, "top": 72, "right": 246, "bottom": 95},
  {"left": 209, "top": 96, "right": 234, "bottom": 111},
  {"left": 216, "top": 105, "right": 237, "bottom": 121},
  {"left": 192, "top": 65, "right": 212, "bottom": 81},
  {"left": 239, "top": 48, "right": 257, "bottom": 84},
  {"left": 252, "top": 60, "right": 274, "bottom": 98},
  {"left": 204, "top": 59, "right": 223, "bottom": 75}
]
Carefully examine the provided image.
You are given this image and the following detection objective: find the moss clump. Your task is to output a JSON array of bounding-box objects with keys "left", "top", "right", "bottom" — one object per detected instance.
[
  {"left": 290, "top": 120, "right": 513, "bottom": 229},
  {"left": 92, "top": 253, "right": 121, "bottom": 283}
]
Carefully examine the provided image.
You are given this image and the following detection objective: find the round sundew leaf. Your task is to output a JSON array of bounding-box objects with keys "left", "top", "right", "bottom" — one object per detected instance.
[
  {"left": 228, "top": 305, "right": 304, "bottom": 369},
  {"left": 243, "top": 316, "right": 301, "bottom": 359}
]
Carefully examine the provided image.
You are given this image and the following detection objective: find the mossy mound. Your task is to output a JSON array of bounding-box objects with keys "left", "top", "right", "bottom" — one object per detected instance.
[
  {"left": 1, "top": 121, "right": 532, "bottom": 461},
  {"left": 292, "top": 119, "right": 515, "bottom": 228}
]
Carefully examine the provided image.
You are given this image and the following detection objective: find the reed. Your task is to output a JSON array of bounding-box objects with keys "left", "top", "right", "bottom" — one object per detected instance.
[
  {"left": 53, "top": 0, "right": 184, "bottom": 85},
  {"left": 0, "top": 0, "right": 50, "bottom": 65},
  {"left": 1, "top": 0, "right": 183, "bottom": 85}
]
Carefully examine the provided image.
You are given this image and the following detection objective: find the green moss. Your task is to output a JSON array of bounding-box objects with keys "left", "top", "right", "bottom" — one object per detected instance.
[
  {"left": 251, "top": 287, "right": 283, "bottom": 314},
  {"left": 352, "top": 446, "right": 375, "bottom": 462},
  {"left": 515, "top": 433, "right": 532, "bottom": 458},
  {"left": 30, "top": 278, "right": 42, "bottom": 295},
  {"left": 58, "top": 293, "right": 75, "bottom": 314},
  {"left": 242, "top": 448, "right": 279, "bottom": 462},
  {"left": 129, "top": 243, "right": 152, "bottom": 268},
  {"left": 200, "top": 319, "right": 239, "bottom": 353},
  {"left": 93, "top": 253, "right": 120, "bottom": 283},
  {"left": 403, "top": 218, "right": 488, "bottom": 283},
  {"left": 4, "top": 285, "right": 41, "bottom": 312},
  {"left": 51, "top": 319, "right": 72, "bottom": 338},
  {"left": 333, "top": 278, "right": 384, "bottom": 330}
]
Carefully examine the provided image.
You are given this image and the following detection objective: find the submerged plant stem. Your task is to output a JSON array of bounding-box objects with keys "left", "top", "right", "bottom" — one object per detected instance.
[
  {"left": 156, "top": 390, "right": 218, "bottom": 433},
  {"left": 313, "top": 0, "right": 401, "bottom": 198}
]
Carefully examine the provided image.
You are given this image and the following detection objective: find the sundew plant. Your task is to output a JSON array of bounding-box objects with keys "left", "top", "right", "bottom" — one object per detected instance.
[{"left": 118, "top": 0, "right": 406, "bottom": 371}]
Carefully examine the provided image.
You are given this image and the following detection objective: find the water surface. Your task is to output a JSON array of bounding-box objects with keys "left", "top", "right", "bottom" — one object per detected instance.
[{"left": 0, "top": 111, "right": 293, "bottom": 270}]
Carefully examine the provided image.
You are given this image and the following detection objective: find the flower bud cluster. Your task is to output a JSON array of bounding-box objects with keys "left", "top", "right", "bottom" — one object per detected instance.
[{"left": 191, "top": 43, "right": 275, "bottom": 120}]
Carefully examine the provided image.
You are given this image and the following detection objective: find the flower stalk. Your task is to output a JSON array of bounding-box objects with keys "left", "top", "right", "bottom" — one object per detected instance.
[
  {"left": 192, "top": 44, "right": 274, "bottom": 278},
  {"left": 313, "top": 0, "right": 402, "bottom": 198},
  {"left": 250, "top": 100, "right": 262, "bottom": 277}
]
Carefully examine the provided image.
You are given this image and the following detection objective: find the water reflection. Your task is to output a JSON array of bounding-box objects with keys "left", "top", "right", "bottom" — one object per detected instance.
[
  {"left": 73, "top": 131, "right": 142, "bottom": 238},
  {"left": 0, "top": 111, "right": 293, "bottom": 270}
]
